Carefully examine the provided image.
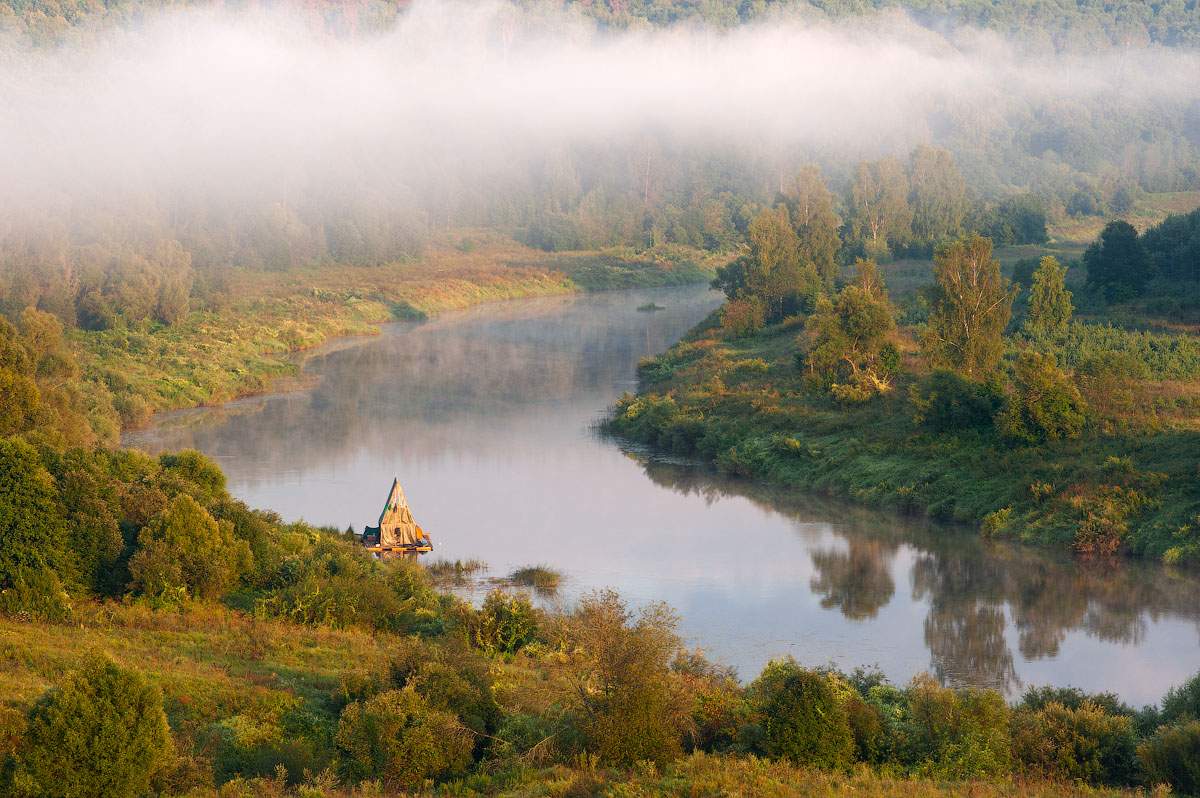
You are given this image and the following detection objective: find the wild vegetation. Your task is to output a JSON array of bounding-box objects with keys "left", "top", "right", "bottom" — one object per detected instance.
[
  {"left": 3, "top": 313, "right": 1196, "bottom": 792},
  {"left": 2, "top": 471, "right": 1200, "bottom": 796},
  {"left": 1, "top": 1, "right": 1199, "bottom": 795},
  {"left": 609, "top": 185, "right": 1200, "bottom": 565}
]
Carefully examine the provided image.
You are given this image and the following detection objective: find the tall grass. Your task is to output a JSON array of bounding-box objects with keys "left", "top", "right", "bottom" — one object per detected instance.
[{"left": 508, "top": 565, "right": 563, "bottom": 596}]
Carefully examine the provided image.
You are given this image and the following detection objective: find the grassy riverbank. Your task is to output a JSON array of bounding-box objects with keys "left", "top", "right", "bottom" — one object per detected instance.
[
  {"left": 75, "top": 234, "right": 720, "bottom": 430},
  {"left": 606, "top": 309, "right": 1200, "bottom": 565}
]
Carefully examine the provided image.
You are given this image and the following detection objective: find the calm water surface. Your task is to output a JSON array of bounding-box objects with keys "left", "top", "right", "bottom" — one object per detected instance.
[{"left": 126, "top": 285, "right": 1200, "bottom": 704}]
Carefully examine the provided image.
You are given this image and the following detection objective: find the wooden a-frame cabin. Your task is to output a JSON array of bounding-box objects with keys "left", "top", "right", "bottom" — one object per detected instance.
[{"left": 361, "top": 477, "right": 432, "bottom": 556}]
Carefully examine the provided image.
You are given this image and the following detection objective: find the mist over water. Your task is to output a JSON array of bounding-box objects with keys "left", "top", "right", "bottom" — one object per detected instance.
[
  {"left": 126, "top": 285, "right": 1200, "bottom": 704},
  {"left": 2, "top": 0, "right": 1198, "bottom": 207}
]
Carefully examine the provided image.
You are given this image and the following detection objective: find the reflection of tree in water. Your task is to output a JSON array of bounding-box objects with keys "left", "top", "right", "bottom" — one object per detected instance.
[
  {"left": 637, "top": 457, "right": 1200, "bottom": 693},
  {"left": 127, "top": 288, "right": 720, "bottom": 482},
  {"left": 911, "top": 553, "right": 1018, "bottom": 692},
  {"left": 809, "top": 540, "right": 896, "bottom": 620}
]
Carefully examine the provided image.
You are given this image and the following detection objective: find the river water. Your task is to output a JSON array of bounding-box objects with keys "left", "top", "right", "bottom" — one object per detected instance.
[{"left": 125, "top": 284, "right": 1200, "bottom": 704}]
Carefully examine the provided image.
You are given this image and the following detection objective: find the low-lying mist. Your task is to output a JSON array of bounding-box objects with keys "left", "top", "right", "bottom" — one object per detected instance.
[{"left": 2, "top": 0, "right": 1197, "bottom": 209}]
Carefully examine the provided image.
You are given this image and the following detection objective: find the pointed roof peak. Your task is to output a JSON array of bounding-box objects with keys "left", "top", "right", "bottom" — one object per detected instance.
[{"left": 378, "top": 476, "right": 409, "bottom": 525}]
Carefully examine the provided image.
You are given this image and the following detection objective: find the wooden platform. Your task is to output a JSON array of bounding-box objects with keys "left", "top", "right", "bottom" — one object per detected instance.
[{"left": 364, "top": 544, "right": 432, "bottom": 554}]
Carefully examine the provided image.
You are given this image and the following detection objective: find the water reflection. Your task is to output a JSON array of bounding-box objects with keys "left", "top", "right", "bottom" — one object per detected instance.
[
  {"left": 810, "top": 540, "right": 896, "bottom": 621},
  {"left": 127, "top": 285, "right": 1200, "bottom": 704},
  {"left": 636, "top": 457, "right": 1200, "bottom": 698}
]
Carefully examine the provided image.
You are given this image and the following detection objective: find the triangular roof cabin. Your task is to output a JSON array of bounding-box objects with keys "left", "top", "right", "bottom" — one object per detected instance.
[{"left": 373, "top": 477, "right": 428, "bottom": 548}]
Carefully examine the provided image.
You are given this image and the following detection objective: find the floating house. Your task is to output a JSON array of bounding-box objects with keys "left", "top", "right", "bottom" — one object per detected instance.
[{"left": 362, "top": 477, "right": 432, "bottom": 555}]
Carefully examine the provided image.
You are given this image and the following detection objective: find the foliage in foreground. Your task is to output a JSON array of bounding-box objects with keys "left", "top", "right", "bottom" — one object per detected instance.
[
  {"left": 4, "top": 413, "right": 1197, "bottom": 798},
  {"left": 6, "top": 655, "right": 172, "bottom": 798}
]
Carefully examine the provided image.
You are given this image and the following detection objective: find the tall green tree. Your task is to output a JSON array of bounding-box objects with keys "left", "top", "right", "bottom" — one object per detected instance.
[
  {"left": 1024, "top": 256, "right": 1073, "bottom": 336},
  {"left": 128, "top": 494, "right": 251, "bottom": 600},
  {"left": 0, "top": 438, "right": 72, "bottom": 600},
  {"left": 802, "top": 259, "right": 897, "bottom": 401},
  {"left": 923, "top": 235, "right": 1017, "bottom": 379},
  {"left": 744, "top": 205, "right": 818, "bottom": 320},
  {"left": 1084, "top": 220, "right": 1153, "bottom": 302},
  {"left": 785, "top": 166, "right": 841, "bottom": 288},
  {"left": 909, "top": 146, "right": 968, "bottom": 248},
  {"left": 846, "top": 158, "right": 912, "bottom": 259}
]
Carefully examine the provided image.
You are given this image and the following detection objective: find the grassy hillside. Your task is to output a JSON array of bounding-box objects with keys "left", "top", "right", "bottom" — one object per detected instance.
[{"left": 0, "top": 598, "right": 1168, "bottom": 798}]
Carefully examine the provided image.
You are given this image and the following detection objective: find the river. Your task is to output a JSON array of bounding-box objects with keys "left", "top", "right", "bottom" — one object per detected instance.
[{"left": 125, "top": 284, "right": 1200, "bottom": 705}]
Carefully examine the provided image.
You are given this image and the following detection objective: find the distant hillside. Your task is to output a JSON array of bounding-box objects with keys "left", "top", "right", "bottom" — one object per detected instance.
[{"left": 3, "top": 0, "right": 1199, "bottom": 50}]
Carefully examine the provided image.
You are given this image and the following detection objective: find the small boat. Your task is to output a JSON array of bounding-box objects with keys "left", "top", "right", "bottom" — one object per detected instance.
[{"left": 361, "top": 477, "right": 432, "bottom": 556}]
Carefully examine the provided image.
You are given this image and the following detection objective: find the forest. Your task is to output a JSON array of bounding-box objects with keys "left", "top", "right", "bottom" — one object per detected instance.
[{"left": 1, "top": 0, "right": 1200, "bottom": 796}]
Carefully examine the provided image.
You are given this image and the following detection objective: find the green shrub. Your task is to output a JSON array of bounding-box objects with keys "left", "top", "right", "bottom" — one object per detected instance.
[
  {"left": 1161, "top": 672, "right": 1200, "bottom": 725},
  {"left": 845, "top": 693, "right": 885, "bottom": 763},
  {"left": 210, "top": 714, "right": 320, "bottom": 786},
  {"left": 995, "top": 350, "right": 1088, "bottom": 444},
  {"left": 399, "top": 648, "right": 499, "bottom": 740},
  {"left": 471, "top": 589, "right": 540, "bottom": 654},
  {"left": 749, "top": 659, "right": 854, "bottom": 769},
  {"left": 128, "top": 494, "right": 252, "bottom": 600},
  {"left": 334, "top": 688, "right": 472, "bottom": 790},
  {"left": 1138, "top": 720, "right": 1200, "bottom": 796},
  {"left": 158, "top": 449, "right": 227, "bottom": 503},
  {"left": 1018, "top": 685, "right": 1133, "bottom": 719},
  {"left": 905, "top": 675, "right": 1011, "bottom": 779},
  {"left": 564, "top": 591, "right": 687, "bottom": 766},
  {"left": 909, "top": 370, "right": 1003, "bottom": 433},
  {"left": 0, "top": 438, "right": 73, "bottom": 617},
  {"left": 8, "top": 655, "right": 172, "bottom": 798},
  {"left": 1011, "top": 701, "right": 1137, "bottom": 785},
  {"left": 492, "top": 712, "right": 564, "bottom": 765},
  {"left": 256, "top": 534, "right": 444, "bottom": 635},
  {"left": 0, "top": 565, "right": 71, "bottom": 623}
]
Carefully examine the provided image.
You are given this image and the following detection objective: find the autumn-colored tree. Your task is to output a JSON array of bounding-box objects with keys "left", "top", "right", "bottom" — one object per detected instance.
[
  {"left": 847, "top": 158, "right": 912, "bottom": 259},
  {"left": 720, "top": 296, "right": 766, "bottom": 338},
  {"left": 1024, "top": 256, "right": 1073, "bottom": 336},
  {"left": 0, "top": 318, "right": 42, "bottom": 438},
  {"left": 563, "top": 590, "right": 687, "bottom": 765},
  {"left": 923, "top": 235, "right": 1017, "bottom": 379}
]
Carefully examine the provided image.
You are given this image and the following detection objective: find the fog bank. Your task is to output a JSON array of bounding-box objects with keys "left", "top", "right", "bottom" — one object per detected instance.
[{"left": 2, "top": 1, "right": 1197, "bottom": 207}]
